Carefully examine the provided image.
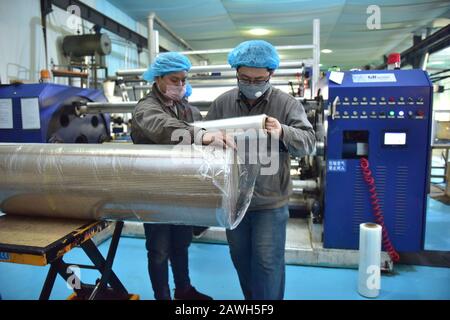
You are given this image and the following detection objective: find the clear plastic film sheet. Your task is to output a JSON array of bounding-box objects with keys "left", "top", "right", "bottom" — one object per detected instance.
[
  {"left": 193, "top": 114, "right": 268, "bottom": 134},
  {"left": 0, "top": 143, "right": 259, "bottom": 229}
]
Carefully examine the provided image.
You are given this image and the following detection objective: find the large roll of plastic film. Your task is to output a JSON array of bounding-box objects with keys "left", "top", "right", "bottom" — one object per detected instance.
[{"left": 0, "top": 143, "right": 258, "bottom": 229}]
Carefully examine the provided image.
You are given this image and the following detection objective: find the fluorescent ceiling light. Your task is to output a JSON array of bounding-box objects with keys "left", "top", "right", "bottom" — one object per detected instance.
[
  {"left": 428, "top": 61, "right": 444, "bottom": 65},
  {"left": 248, "top": 28, "right": 270, "bottom": 36},
  {"left": 321, "top": 49, "right": 333, "bottom": 54}
]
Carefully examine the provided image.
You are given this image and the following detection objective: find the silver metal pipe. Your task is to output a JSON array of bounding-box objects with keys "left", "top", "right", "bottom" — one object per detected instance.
[
  {"left": 189, "top": 80, "right": 293, "bottom": 88},
  {"left": 288, "top": 196, "right": 315, "bottom": 211},
  {"left": 292, "top": 179, "right": 318, "bottom": 192},
  {"left": 312, "top": 18, "right": 320, "bottom": 99},
  {"left": 179, "top": 44, "right": 315, "bottom": 56},
  {"left": 76, "top": 101, "right": 211, "bottom": 115},
  {"left": 77, "top": 95, "right": 308, "bottom": 115},
  {"left": 76, "top": 102, "right": 137, "bottom": 115},
  {"left": 189, "top": 69, "right": 303, "bottom": 80},
  {"left": 123, "top": 80, "right": 295, "bottom": 90},
  {"left": 116, "top": 61, "right": 309, "bottom": 77},
  {"left": 420, "top": 52, "right": 430, "bottom": 71},
  {"left": 77, "top": 93, "right": 308, "bottom": 115},
  {"left": 116, "top": 68, "right": 147, "bottom": 77},
  {"left": 191, "top": 61, "right": 305, "bottom": 73},
  {"left": 123, "top": 85, "right": 152, "bottom": 91},
  {"left": 314, "top": 141, "right": 325, "bottom": 156},
  {"left": 147, "top": 13, "right": 155, "bottom": 64}
]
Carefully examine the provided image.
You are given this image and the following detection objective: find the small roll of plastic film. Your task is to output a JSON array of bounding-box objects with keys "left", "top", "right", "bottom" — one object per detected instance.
[{"left": 358, "top": 222, "right": 382, "bottom": 298}]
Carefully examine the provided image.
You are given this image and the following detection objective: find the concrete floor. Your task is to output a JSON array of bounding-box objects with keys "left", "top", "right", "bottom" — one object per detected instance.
[{"left": 0, "top": 197, "right": 448, "bottom": 300}]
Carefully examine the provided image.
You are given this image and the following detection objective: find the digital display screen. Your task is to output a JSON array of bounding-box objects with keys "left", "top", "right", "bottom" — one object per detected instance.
[{"left": 384, "top": 132, "right": 406, "bottom": 146}]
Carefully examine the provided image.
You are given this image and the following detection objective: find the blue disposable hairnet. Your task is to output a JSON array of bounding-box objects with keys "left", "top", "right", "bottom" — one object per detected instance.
[
  {"left": 228, "top": 40, "right": 280, "bottom": 70},
  {"left": 143, "top": 52, "right": 192, "bottom": 82},
  {"left": 184, "top": 82, "right": 192, "bottom": 98}
]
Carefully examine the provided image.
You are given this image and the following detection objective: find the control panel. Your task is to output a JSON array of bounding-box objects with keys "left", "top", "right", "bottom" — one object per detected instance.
[{"left": 323, "top": 69, "right": 433, "bottom": 252}]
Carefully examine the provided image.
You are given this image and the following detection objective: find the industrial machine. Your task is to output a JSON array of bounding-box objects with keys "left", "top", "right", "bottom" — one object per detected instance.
[
  {"left": 0, "top": 83, "right": 110, "bottom": 143},
  {"left": 1, "top": 13, "right": 433, "bottom": 268},
  {"left": 52, "top": 33, "right": 112, "bottom": 88},
  {"left": 323, "top": 69, "right": 433, "bottom": 253}
]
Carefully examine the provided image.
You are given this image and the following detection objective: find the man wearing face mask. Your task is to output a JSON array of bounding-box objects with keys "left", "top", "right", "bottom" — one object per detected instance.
[
  {"left": 131, "top": 52, "right": 233, "bottom": 300},
  {"left": 206, "top": 40, "right": 316, "bottom": 300}
]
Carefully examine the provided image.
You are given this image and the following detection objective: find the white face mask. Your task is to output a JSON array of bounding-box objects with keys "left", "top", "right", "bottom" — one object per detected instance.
[{"left": 163, "top": 84, "right": 186, "bottom": 101}]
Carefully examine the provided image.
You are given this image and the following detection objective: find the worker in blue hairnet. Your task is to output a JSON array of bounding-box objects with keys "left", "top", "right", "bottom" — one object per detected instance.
[
  {"left": 131, "top": 52, "right": 232, "bottom": 300},
  {"left": 206, "top": 40, "right": 316, "bottom": 300}
]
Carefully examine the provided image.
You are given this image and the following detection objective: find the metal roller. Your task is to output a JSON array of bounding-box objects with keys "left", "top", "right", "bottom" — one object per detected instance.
[
  {"left": 292, "top": 179, "right": 318, "bottom": 192},
  {"left": 75, "top": 97, "right": 307, "bottom": 115},
  {"left": 0, "top": 143, "right": 257, "bottom": 229},
  {"left": 188, "top": 69, "right": 303, "bottom": 81},
  {"left": 75, "top": 102, "right": 137, "bottom": 115},
  {"left": 122, "top": 80, "right": 294, "bottom": 90},
  {"left": 116, "top": 61, "right": 307, "bottom": 77},
  {"left": 75, "top": 101, "right": 213, "bottom": 115}
]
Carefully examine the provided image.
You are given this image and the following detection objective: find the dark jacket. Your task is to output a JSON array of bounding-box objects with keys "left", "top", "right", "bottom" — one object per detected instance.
[
  {"left": 131, "top": 83, "right": 203, "bottom": 145},
  {"left": 206, "top": 86, "right": 316, "bottom": 210}
]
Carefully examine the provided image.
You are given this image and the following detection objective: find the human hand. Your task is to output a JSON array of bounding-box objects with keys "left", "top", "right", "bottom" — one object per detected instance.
[
  {"left": 202, "top": 131, "right": 236, "bottom": 150},
  {"left": 265, "top": 117, "right": 283, "bottom": 138}
]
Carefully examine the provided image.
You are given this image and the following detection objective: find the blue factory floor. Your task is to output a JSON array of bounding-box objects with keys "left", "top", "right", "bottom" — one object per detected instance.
[{"left": 0, "top": 197, "right": 449, "bottom": 300}]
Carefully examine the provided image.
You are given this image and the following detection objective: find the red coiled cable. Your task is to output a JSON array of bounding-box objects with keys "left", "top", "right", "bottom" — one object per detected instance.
[{"left": 360, "top": 157, "right": 400, "bottom": 262}]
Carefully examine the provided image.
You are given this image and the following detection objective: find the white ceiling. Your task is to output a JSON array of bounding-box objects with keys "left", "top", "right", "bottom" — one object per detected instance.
[{"left": 107, "top": 0, "right": 450, "bottom": 69}]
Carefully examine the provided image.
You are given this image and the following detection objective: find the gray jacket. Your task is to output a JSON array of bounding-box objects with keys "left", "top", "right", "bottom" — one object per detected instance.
[
  {"left": 131, "top": 83, "right": 203, "bottom": 145},
  {"left": 206, "top": 86, "right": 316, "bottom": 210}
]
